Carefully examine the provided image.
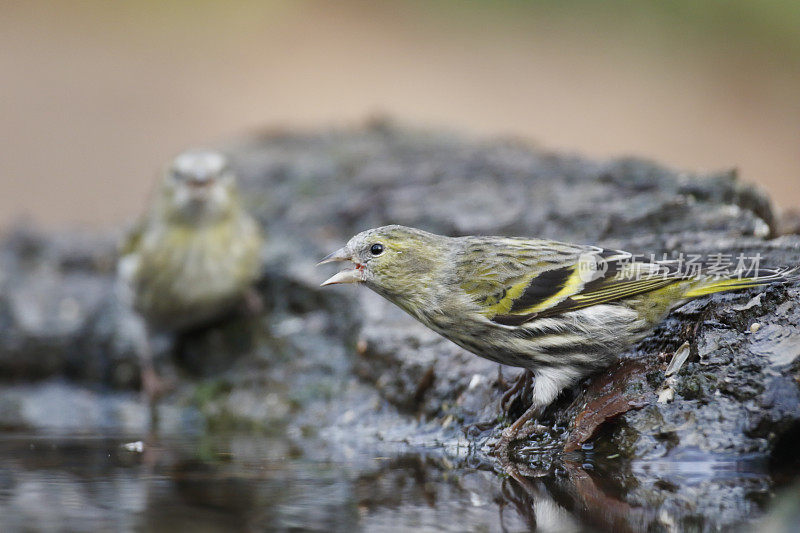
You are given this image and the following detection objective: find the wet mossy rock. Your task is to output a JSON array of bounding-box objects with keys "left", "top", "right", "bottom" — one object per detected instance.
[{"left": 1, "top": 123, "right": 799, "bottom": 466}]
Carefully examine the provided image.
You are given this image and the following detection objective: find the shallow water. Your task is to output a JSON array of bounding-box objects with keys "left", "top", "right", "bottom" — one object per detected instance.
[
  {"left": 0, "top": 430, "right": 789, "bottom": 532},
  {"left": 0, "top": 432, "right": 521, "bottom": 532}
]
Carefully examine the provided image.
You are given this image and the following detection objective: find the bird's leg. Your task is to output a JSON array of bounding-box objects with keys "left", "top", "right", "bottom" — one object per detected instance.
[
  {"left": 140, "top": 342, "right": 169, "bottom": 429},
  {"left": 496, "top": 365, "right": 508, "bottom": 389},
  {"left": 133, "top": 321, "right": 172, "bottom": 429},
  {"left": 500, "top": 369, "right": 534, "bottom": 413},
  {"left": 242, "top": 287, "right": 264, "bottom": 315},
  {"left": 494, "top": 368, "right": 571, "bottom": 461}
]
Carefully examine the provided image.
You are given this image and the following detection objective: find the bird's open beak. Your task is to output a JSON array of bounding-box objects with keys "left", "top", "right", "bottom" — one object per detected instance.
[
  {"left": 317, "top": 247, "right": 351, "bottom": 266},
  {"left": 186, "top": 178, "right": 214, "bottom": 189},
  {"left": 320, "top": 270, "right": 363, "bottom": 286},
  {"left": 318, "top": 247, "right": 365, "bottom": 286}
]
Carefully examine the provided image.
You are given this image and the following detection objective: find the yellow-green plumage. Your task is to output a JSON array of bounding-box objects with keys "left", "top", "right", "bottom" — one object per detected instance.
[
  {"left": 319, "top": 225, "right": 798, "bottom": 436},
  {"left": 119, "top": 149, "right": 263, "bottom": 333}
]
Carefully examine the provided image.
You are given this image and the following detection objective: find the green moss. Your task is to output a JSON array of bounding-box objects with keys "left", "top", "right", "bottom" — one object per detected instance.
[
  {"left": 675, "top": 373, "right": 714, "bottom": 401},
  {"left": 191, "top": 379, "right": 233, "bottom": 408}
]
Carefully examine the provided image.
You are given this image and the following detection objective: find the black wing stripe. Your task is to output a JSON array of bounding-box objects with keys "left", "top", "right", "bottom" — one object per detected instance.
[
  {"left": 492, "top": 312, "right": 537, "bottom": 326},
  {"left": 537, "top": 279, "right": 678, "bottom": 317},
  {"left": 507, "top": 266, "right": 573, "bottom": 314}
]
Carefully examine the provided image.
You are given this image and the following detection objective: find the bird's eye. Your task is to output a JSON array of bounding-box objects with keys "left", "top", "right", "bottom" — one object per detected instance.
[{"left": 370, "top": 243, "right": 384, "bottom": 256}]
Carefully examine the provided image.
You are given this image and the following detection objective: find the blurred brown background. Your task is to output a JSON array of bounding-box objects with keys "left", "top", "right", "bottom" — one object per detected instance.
[{"left": 1, "top": 0, "right": 799, "bottom": 230}]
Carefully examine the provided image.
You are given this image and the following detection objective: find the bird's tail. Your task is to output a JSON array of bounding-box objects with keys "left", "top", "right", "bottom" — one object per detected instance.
[{"left": 683, "top": 266, "right": 800, "bottom": 298}]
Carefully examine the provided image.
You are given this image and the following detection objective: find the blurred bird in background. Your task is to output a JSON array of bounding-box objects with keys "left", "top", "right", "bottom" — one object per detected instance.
[
  {"left": 117, "top": 149, "right": 264, "bottom": 424},
  {"left": 319, "top": 225, "right": 798, "bottom": 456}
]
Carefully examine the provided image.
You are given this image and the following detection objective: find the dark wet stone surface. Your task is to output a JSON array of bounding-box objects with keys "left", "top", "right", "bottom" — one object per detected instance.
[{"left": 1, "top": 123, "right": 799, "bottom": 530}]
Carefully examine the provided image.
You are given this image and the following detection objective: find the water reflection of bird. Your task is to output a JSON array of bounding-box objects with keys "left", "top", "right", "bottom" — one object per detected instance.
[
  {"left": 319, "top": 224, "right": 798, "bottom": 456},
  {"left": 118, "top": 149, "right": 264, "bottom": 423}
]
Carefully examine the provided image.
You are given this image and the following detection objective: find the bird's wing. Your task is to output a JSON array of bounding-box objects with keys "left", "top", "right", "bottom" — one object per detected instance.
[
  {"left": 455, "top": 238, "right": 684, "bottom": 326},
  {"left": 118, "top": 218, "right": 146, "bottom": 258}
]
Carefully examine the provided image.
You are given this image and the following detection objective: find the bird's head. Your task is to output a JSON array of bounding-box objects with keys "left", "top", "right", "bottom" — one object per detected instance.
[
  {"left": 318, "top": 225, "right": 446, "bottom": 306},
  {"left": 158, "top": 149, "right": 240, "bottom": 224}
]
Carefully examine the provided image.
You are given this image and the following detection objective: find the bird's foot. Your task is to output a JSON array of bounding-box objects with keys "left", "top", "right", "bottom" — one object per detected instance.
[
  {"left": 500, "top": 369, "right": 534, "bottom": 413},
  {"left": 494, "top": 420, "right": 548, "bottom": 462},
  {"left": 503, "top": 459, "right": 549, "bottom": 481},
  {"left": 493, "top": 397, "right": 544, "bottom": 461}
]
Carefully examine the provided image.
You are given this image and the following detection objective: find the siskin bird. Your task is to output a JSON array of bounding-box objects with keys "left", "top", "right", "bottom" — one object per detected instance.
[
  {"left": 319, "top": 225, "right": 798, "bottom": 454},
  {"left": 118, "top": 149, "right": 264, "bottom": 417}
]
